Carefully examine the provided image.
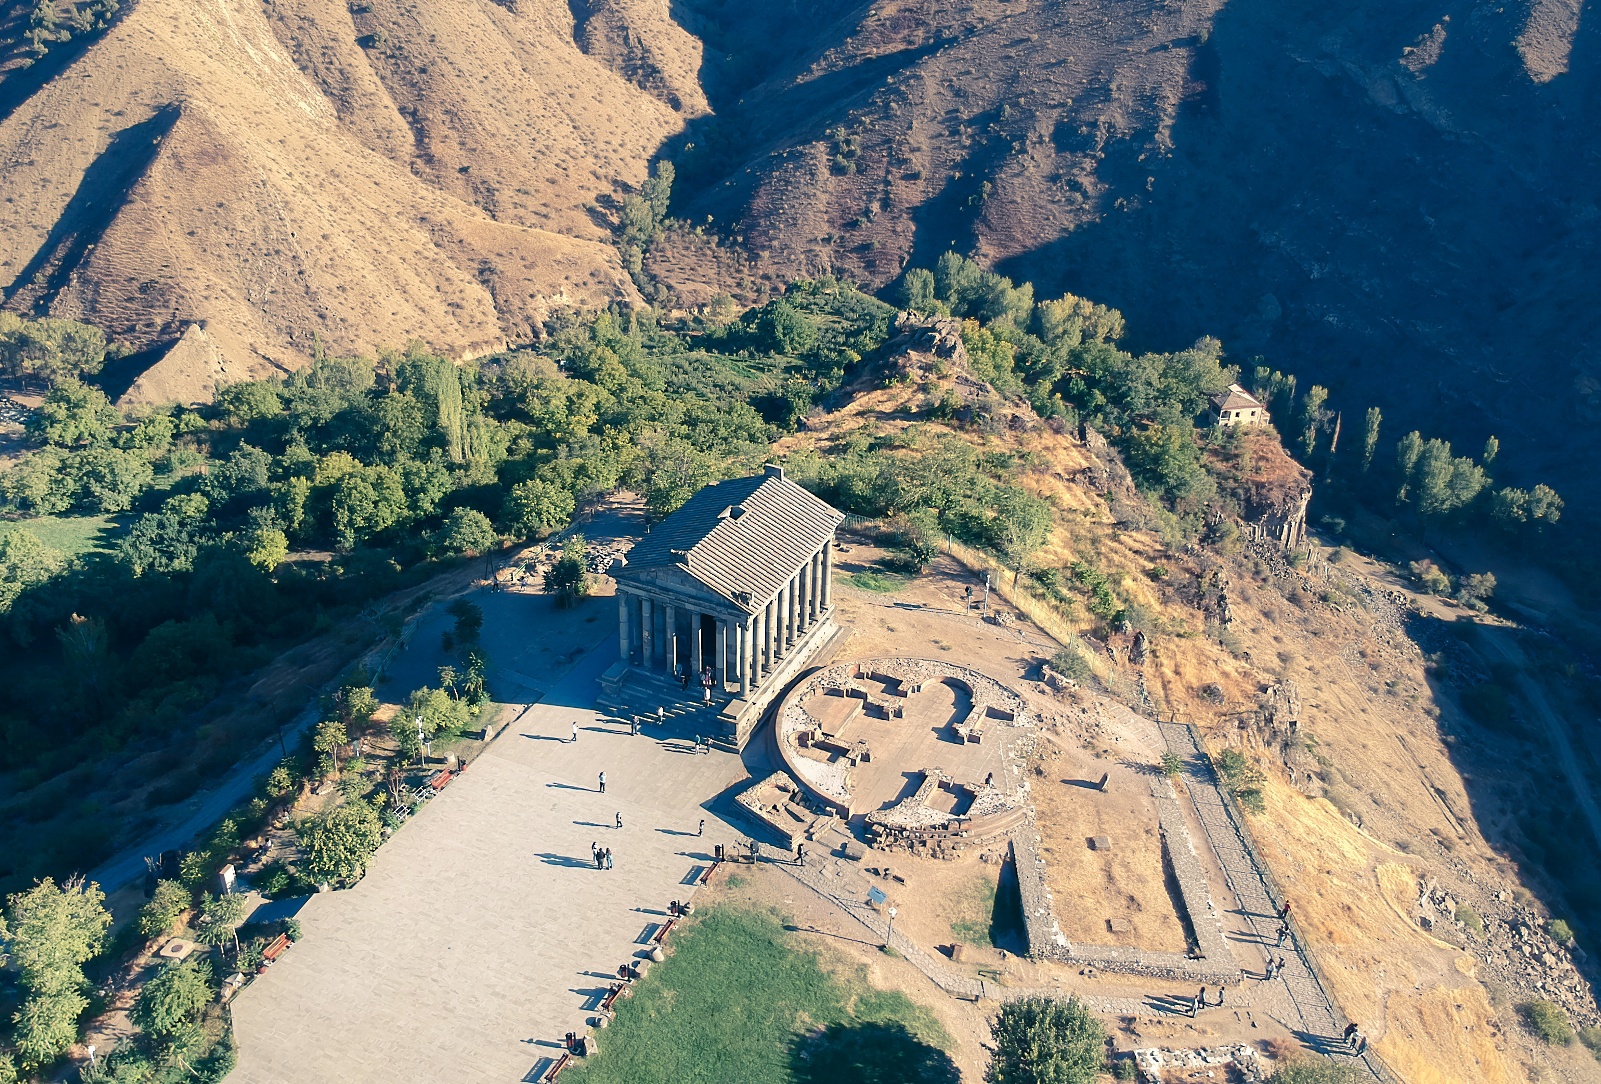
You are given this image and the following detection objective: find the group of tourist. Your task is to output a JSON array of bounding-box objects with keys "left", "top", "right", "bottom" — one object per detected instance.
[{"left": 676, "top": 663, "right": 719, "bottom": 703}]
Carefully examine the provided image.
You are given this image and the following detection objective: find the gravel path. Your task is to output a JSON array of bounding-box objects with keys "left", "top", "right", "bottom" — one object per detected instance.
[{"left": 1158, "top": 721, "right": 1390, "bottom": 1080}]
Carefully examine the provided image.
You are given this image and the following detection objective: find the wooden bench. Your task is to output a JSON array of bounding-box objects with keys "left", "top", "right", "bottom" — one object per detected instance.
[
  {"left": 653, "top": 917, "right": 677, "bottom": 944},
  {"left": 544, "top": 1052, "right": 573, "bottom": 1080},
  {"left": 598, "top": 982, "right": 628, "bottom": 1014},
  {"left": 262, "top": 933, "right": 291, "bottom": 965},
  {"left": 413, "top": 770, "right": 455, "bottom": 801}
]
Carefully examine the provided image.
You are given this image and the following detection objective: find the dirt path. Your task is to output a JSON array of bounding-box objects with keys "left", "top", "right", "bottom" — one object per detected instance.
[
  {"left": 1157, "top": 722, "right": 1387, "bottom": 1081},
  {"left": 88, "top": 561, "right": 489, "bottom": 893},
  {"left": 1478, "top": 628, "right": 1601, "bottom": 855}
]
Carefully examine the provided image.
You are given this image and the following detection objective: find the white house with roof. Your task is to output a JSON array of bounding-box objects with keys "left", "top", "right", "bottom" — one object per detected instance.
[{"left": 1209, "top": 383, "right": 1269, "bottom": 428}]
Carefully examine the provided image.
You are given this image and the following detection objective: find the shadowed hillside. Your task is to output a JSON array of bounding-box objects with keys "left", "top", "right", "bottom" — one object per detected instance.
[{"left": 648, "top": 0, "right": 1601, "bottom": 525}]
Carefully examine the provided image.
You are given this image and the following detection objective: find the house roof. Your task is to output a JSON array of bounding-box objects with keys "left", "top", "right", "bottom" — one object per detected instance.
[
  {"left": 1211, "top": 383, "right": 1265, "bottom": 413},
  {"left": 618, "top": 466, "right": 844, "bottom": 613}
]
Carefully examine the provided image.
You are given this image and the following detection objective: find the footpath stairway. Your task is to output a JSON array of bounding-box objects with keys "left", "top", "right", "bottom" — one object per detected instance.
[
  {"left": 1158, "top": 722, "right": 1391, "bottom": 1081},
  {"left": 597, "top": 667, "right": 728, "bottom": 734}
]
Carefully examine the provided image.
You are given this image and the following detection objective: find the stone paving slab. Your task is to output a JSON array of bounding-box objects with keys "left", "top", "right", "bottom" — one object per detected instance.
[{"left": 230, "top": 638, "right": 748, "bottom": 1084}]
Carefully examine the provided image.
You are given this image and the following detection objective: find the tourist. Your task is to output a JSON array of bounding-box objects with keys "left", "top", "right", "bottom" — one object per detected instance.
[
  {"left": 630, "top": 716, "right": 640, "bottom": 736},
  {"left": 603, "top": 847, "right": 613, "bottom": 869},
  {"left": 615, "top": 811, "right": 623, "bottom": 829},
  {"left": 1278, "top": 901, "right": 1292, "bottom": 920},
  {"left": 599, "top": 771, "right": 606, "bottom": 794},
  {"left": 1343, "top": 1023, "right": 1359, "bottom": 1046},
  {"left": 1197, "top": 987, "right": 1207, "bottom": 1012},
  {"left": 698, "top": 818, "right": 705, "bottom": 836},
  {"left": 1276, "top": 922, "right": 1289, "bottom": 946},
  {"left": 591, "top": 843, "right": 601, "bottom": 870},
  {"left": 1215, "top": 986, "right": 1226, "bottom": 1007},
  {"left": 571, "top": 720, "right": 579, "bottom": 743},
  {"left": 796, "top": 843, "right": 805, "bottom": 867},
  {"left": 657, "top": 705, "right": 666, "bottom": 725}
]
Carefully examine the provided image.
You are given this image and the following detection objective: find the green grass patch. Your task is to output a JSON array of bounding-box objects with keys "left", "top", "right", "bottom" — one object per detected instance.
[
  {"left": 949, "top": 874, "right": 998, "bottom": 946},
  {"left": 848, "top": 570, "right": 908, "bottom": 593},
  {"left": 566, "top": 906, "right": 955, "bottom": 1084},
  {"left": 5, "top": 513, "right": 121, "bottom": 557}
]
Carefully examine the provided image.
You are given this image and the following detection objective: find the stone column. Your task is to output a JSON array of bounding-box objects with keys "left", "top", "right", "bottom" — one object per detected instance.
[
  {"left": 798, "top": 560, "right": 811, "bottom": 632},
  {"left": 641, "top": 596, "right": 654, "bottom": 670},
  {"left": 810, "top": 550, "right": 822, "bottom": 620},
  {"left": 821, "top": 540, "right": 833, "bottom": 611},
  {"left": 664, "top": 603, "right": 678, "bottom": 677},
  {"left": 781, "top": 580, "right": 793, "bottom": 649},
  {"left": 738, "top": 621, "right": 750, "bottom": 696},
  {"left": 765, "top": 597, "right": 778, "bottom": 667},
  {"left": 691, "top": 612, "right": 704, "bottom": 675},
  {"left": 789, "top": 574, "right": 800, "bottom": 643},
  {"left": 755, "top": 609, "right": 767, "bottom": 682},
  {"left": 617, "top": 591, "right": 630, "bottom": 660},
  {"left": 716, "top": 619, "right": 729, "bottom": 689}
]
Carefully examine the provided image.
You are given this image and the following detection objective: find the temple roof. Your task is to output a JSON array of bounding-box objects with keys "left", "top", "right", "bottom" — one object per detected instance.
[{"left": 618, "top": 466, "right": 844, "bottom": 613}]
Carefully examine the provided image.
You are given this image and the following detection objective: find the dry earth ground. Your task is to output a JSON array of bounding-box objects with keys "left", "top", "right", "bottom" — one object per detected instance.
[{"left": 778, "top": 363, "right": 1599, "bottom": 1081}]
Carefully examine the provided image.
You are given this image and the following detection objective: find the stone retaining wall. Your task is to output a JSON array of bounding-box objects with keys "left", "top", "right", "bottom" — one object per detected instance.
[{"left": 1011, "top": 779, "right": 1241, "bottom": 986}]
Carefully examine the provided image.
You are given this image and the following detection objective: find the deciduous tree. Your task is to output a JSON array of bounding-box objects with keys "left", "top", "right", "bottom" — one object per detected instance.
[
  {"left": 985, "top": 996, "right": 1105, "bottom": 1084},
  {"left": 297, "top": 801, "right": 383, "bottom": 886}
]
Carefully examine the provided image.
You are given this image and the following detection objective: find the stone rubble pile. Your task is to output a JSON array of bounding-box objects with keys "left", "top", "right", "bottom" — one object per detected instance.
[
  {"left": 1132, "top": 1044, "right": 1268, "bottom": 1082},
  {"left": 1418, "top": 880, "right": 1597, "bottom": 1026},
  {"left": 0, "top": 396, "right": 33, "bottom": 425}
]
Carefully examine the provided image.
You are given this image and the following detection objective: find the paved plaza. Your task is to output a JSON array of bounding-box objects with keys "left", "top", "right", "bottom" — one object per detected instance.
[{"left": 230, "top": 637, "right": 750, "bottom": 1084}]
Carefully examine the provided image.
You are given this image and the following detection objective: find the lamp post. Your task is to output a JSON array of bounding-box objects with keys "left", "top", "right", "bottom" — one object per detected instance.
[
  {"left": 886, "top": 906, "right": 897, "bottom": 949},
  {"left": 415, "top": 715, "right": 425, "bottom": 767}
]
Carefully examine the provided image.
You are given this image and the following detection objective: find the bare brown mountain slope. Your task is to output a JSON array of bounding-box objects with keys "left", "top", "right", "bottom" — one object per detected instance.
[
  {"left": 0, "top": 0, "right": 697, "bottom": 398},
  {"left": 651, "top": 0, "right": 1601, "bottom": 526}
]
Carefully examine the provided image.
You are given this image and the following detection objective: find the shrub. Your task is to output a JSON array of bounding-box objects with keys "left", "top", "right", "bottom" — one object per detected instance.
[
  {"left": 1214, "top": 749, "right": 1267, "bottom": 814},
  {"left": 1456, "top": 905, "right": 1483, "bottom": 934},
  {"left": 1051, "top": 643, "right": 1094, "bottom": 684},
  {"left": 1408, "top": 559, "right": 1451, "bottom": 596},
  {"left": 1519, "top": 999, "right": 1573, "bottom": 1045},
  {"left": 1266, "top": 1060, "right": 1364, "bottom": 1084},
  {"left": 447, "top": 598, "right": 484, "bottom": 644},
  {"left": 1576, "top": 1024, "right": 1601, "bottom": 1053},
  {"left": 544, "top": 535, "right": 590, "bottom": 607},
  {"left": 1550, "top": 919, "right": 1575, "bottom": 946},
  {"left": 138, "top": 879, "right": 192, "bottom": 939},
  {"left": 1160, "top": 752, "right": 1182, "bottom": 777},
  {"left": 1459, "top": 682, "right": 1517, "bottom": 734}
]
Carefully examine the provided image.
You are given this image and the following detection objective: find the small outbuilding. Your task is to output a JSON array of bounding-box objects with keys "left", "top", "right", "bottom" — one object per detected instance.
[{"left": 1208, "top": 383, "right": 1268, "bottom": 428}]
